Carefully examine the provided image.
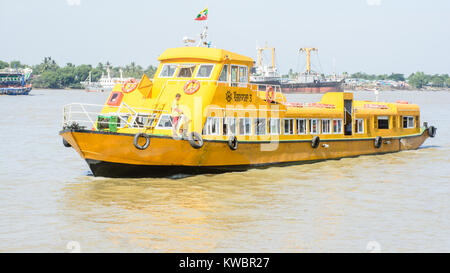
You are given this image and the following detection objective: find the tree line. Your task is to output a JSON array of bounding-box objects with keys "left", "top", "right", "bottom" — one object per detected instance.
[
  {"left": 1, "top": 59, "right": 448, "bottom": 90},
  {"left": 345, "top": 72, "right": 450, "bottom": 89},
  {"left": 0, "top": 58, "right": 157, "bottom": 89}
]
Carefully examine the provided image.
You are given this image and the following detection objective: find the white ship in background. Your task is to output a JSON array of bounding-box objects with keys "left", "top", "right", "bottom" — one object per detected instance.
[{"left": 81, "top": 68, "right": 135, "bottom": 92}]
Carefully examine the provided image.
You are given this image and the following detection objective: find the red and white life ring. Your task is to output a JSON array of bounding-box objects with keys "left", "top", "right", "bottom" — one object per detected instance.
[
  {"left": 266, "top": 85, "right": 274, "bottom": 103},
  {"left": 184, "top": 79, "right": 200, "bottom": 95},
  {"left": 122, "top": 79, "right": 138, "bottom": 93}
]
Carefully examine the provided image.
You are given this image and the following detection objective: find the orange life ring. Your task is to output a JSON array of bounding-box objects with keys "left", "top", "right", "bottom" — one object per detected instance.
[
  {"left": 266, "top": 85, "right": 274, "bottom": 103},
  {"left": 184, "top": 79, "right": 200, "bottom": 95},
  {"left": 122, "top": 79, "right": 138, "bottom": 93}
]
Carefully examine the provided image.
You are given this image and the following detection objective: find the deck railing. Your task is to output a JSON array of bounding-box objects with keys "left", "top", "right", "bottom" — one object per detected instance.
[{"left": 62, "top": 102, "right": 167, "bottom": 131}]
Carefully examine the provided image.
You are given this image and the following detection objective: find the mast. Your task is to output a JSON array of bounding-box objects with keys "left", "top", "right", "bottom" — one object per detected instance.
[
  {"left": 299, "top": 47, "right": 318, "bottom": 74},
  {"left": 257, "top": 45, "right": 275, "bottom": 68}
]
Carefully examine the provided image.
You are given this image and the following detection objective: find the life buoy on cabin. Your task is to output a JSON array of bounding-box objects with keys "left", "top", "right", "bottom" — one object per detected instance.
[
  {"left": 374, "top": 136, "right": 382, "bottom": 149},
  {"left": 266, "top": 85, "right": 275, "bottom": 103},
  {"left": 184, "top": 79, "right": 200, "bottom": 95},
  {"left": 228, "top": 135, "right": 238, "bottom": 150},
  {"left": 122, "top": 79, "right": 138, "bottom": 93},
  {"left": 133, "top": 132, "right": 150, "bottom": 150},
  {"left": 428, "top": 126, "right": 437, "bottom": 138},
  {"left": 311, "top": 136, "right": 320, "bottom": 149},
  {"left": 188, "top": 132, "right": 204, "bottom": 149}
]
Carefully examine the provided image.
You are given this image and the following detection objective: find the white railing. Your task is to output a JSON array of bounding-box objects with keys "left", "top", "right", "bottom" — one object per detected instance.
[{"left": 62, "top": 102, "right": 168, "bottom": 131}]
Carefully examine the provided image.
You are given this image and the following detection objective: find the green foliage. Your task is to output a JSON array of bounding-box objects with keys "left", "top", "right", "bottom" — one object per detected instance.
[
  {"left": 407, "top": 72, "right": 429, "bottom": 89},
  {"left": 25, "top": 57, "right": 158, "bottom": 89},
  {"left": 0, "top": 60, "right": 8, "bottom": 69},
  {"left": 387, "top": 73, "right": 405, "bottom": 82}
]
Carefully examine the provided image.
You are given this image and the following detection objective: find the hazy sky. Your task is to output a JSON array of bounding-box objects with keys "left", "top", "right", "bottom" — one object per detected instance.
[{"left": 1, "top": 0, "right": 449, "bottom": 75}]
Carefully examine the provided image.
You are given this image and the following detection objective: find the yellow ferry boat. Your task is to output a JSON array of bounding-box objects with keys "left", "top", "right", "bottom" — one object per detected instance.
[{"left": 60, "top": 46, "right": 437, "bottom": 177}]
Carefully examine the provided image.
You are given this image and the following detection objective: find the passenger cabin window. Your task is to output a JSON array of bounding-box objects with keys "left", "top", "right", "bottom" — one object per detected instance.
[
  {"left": 297, "top": 119, "right": 307, "bottom": 134},
  {"left": 218, "top": 65, "right": 228, "bottom": 82},
  {"left": 355, "top": 119, "right": 364, "bottom": 134},
  {"left": 377, "top": 116, "right": 389, "bottom": 129},
  {"left": 309, "top": 119, "right": 319, "bottom": 134},
  {"left": 196, "top": 64, "right": 214, "bottom": 78},
  {"left": 283, "top": 119, "right": 295, "bottom": 135},
  {"left": 269, "top": 118, "right": 281, "bottom": 135},
  {"left": 333, "top": 119, "right": 343, "bottom": 134},
  {"left": 159, "top": 64, "right": 177, "bottom": 77},
  {"left": 156, "top": 114, "right": 173, "bottom": 129},
  {"left": 203, "top": 117, "right": 221, "bottom": 135},
  {"left": 177, "top": 64, "right": 196, "bottom": 78},
  {"left": 239, "top": 117, "right": 252, "bottom": 136},
  {"left": 403, "top": 116, "right": 414, "bottom": 129},
  {"left": 322, "top": 119, "right": 331, "bottom": 134},
  {"left": 254, "top": 118, "right": 267, "bottom": 135},
  {"left": 223, "top": 117, "right": 236, "bottom": 135}
]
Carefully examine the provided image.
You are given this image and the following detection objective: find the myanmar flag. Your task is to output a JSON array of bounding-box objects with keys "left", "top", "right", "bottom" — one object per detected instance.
[{"left": 195, "top": 8, "right": 208, "bottom": 21}]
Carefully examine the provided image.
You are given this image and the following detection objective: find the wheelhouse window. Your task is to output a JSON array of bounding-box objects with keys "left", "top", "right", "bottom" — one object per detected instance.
[
  {"left": 403, "top": 116, "right": 414, "bottom": 129},
  {"left": 269, "top": 118, "right": 281, "bottom": 135},
  {"left": 203, "top": 117, "right": 221, "bottom": 135},
  {"left": 309, "top": 119, "right": 319, "bottom": 134},
  {"left": 223, "top": 117, "right": 236, "bottom": 135},
  {"left": 355, "top": 119, "right": 364, "bottom": 134},
  {"left": 239, "top": 66, "right": 248, "bottom": 86},
  {"left": 254, "top": 118, "right": 267, "bottom": 135},
  {"left": 239, "top": 117, "right": 252, "bottom": 136},
  {"left": 177, "top": 64, "right": 196, "bottom": 78},
  {"left": 333, "top": 119, "right": 343, "bottom": 134},
  {"left": 321, "top": 119, "right": 331, "bottom": 134},
  {"left": 231, "top": 65, "right": 239, "bottom": 86},
  {"left": 159, "top": 64, "right": 177, "bottom": 77},
  {"left": 156, "top": 114, "right": 173, "bottom": 129},
  {"left": 196, "top": 64, "right": 214, "bottom": 78},
  {"left": 283, "top": 119, "right": 295, "bottom": 135},
  {"left": 377, "top": 116, "right": 389, "bottom": 129},
  {"left": 218, "top": 65, "right": 228, "bottom": 82},
  {"left": 297, "top": 118, "right": 307, "bottom": 134}
]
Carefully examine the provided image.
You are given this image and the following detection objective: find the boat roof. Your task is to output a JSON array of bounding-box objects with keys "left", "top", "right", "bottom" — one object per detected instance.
[{"left": 158, "top": 47, "right": 254, "bottom": 65}]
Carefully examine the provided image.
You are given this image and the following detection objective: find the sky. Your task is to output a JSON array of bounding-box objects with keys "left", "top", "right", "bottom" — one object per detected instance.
[{"left": 1, "top": 0, "right": 449, "bottom": 75}]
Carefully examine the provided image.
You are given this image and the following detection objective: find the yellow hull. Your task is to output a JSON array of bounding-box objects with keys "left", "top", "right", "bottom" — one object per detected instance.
[{"left": 60, "top": 128, "right": 431, "bottom": 177}]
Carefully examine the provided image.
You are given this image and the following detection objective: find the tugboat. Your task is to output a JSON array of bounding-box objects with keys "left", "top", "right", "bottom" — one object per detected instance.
[
  {"left": 0, "top": 68, "right": 32, "bottom": 95},
  {"left": 60, "top": 28, "right": 437, "bottom": 178}
]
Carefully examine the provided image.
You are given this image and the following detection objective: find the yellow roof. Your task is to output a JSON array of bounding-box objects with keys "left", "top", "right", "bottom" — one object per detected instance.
[{"left": 158, "top": 47, "right": 254, "bottom": 64}]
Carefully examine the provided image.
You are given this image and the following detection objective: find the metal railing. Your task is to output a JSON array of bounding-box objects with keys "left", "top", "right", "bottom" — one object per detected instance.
[{"left": 62, "top": 102, "right": 168, "bottom": 131}]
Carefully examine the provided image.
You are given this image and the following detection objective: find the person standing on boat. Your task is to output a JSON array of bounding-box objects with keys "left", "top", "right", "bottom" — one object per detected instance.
[{"left": 172, "top": 93, "right": 184, "bottom": 138}]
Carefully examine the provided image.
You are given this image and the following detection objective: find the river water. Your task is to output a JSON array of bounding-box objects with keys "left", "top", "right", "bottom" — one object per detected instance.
[{"left": 0, "top": 89, "right": 448, "bottom": 252}]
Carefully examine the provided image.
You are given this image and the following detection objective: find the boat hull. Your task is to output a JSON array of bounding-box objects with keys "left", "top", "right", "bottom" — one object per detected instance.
[
  {"left": 281, "top": 81, "right": 343, "bottom": 93},
  {"left": 60, "top": 129, "right": 431, "bottom": 178},
  {"left": 0, "top": 87, "right": 32, "bottom": 95},
  {"left": 250, "top": 79, "right": 343, "bottom": 93}
]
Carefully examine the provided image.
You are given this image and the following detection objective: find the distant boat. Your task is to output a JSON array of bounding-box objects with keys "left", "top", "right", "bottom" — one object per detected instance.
[
  {"left": 0, "top": 68, "right": 33, "bottom": 95},
  {"left": 81, "top": 68, "right": 134, "bottom": 92},
  {"left": 250, "top": 46, "right": 343, "bottom": 93}
]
